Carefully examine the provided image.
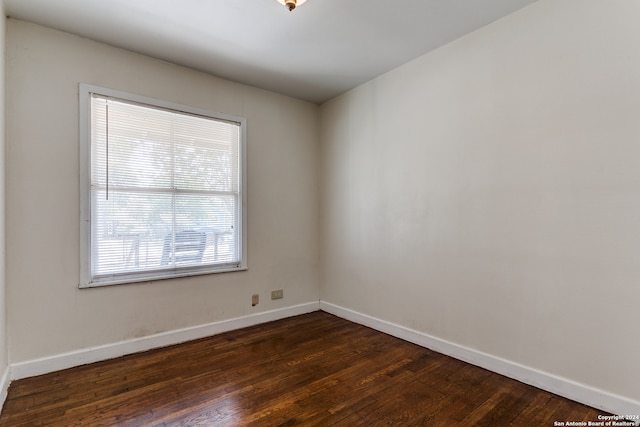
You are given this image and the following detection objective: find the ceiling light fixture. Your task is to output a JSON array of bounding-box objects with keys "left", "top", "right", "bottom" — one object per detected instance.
[{"left": 277, "top": 0, "right": 308, "bottom": 11}]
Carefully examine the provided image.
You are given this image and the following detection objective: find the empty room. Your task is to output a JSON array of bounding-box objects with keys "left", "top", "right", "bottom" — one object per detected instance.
[{"left": 0, "top": 0, "right": 638, "bottom": 425}]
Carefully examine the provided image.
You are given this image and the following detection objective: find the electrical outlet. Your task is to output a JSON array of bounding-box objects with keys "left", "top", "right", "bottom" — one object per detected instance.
[
  {"left": 271, "top": 289, "right": 284, "bottom": 300},
  {"left": 252, "top": 294, "right": 259, "bottom": 306}
]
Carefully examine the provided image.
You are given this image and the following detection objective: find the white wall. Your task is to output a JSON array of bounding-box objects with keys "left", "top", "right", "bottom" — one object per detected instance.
[
  {"left": 320, "top": 0, "right": 640, "bottom": 406},
  {"left": 0, "top": 0, "right": 8, "bottom": 393},
  {"left": 5, "top": 0, "right": 640, "bottom": 414},
  {"left": 6, "top": 20, "right": 320, "bottom": 364}
]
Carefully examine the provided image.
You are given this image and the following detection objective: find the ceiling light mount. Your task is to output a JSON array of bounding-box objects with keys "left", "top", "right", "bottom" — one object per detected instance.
[{"left": 277, "top": 0, "right": 308, "bottom": 12}]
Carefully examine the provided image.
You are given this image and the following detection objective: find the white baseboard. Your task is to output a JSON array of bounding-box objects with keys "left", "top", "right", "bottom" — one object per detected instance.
[
  {"left": 7, "top": 300, "right": 639, "bottom": 418},
  {"left": 11, "top": 301, "right": 320, "bottom": 381},
  {"left": 0, "top": 366, "right": 9, "bottom": 411},
  {"left": 320, "top": 301, "right": 640, "bottom": 417}
]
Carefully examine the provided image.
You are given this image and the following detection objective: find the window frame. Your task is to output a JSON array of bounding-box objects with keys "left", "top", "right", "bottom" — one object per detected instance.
[{"left": 79, "top": 83, "right": 247, "bottom": 288}]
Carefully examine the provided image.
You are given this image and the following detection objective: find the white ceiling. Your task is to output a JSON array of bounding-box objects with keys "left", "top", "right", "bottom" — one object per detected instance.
[{"left": 4, "top": 0, "right": 537, "bottom": 104}]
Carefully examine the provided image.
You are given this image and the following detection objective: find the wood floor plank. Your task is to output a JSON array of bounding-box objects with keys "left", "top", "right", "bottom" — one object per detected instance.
[{"left": 0, "top": 312, "right": 608, "bottom": 426}]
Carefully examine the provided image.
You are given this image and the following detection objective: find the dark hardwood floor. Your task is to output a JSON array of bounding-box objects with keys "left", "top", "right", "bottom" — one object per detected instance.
[{"left": 0, "top": 311, "right": 605, "bottom": 426}]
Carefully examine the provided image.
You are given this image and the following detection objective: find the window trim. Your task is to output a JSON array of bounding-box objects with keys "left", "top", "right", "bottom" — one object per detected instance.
[{"left": 79, "top": 83, "right": 247, "bottom": 288}]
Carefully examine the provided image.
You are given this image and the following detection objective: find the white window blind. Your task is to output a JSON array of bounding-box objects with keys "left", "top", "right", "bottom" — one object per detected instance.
[{"left": 80, "top": 85, "right": 246, "bottom": 287}]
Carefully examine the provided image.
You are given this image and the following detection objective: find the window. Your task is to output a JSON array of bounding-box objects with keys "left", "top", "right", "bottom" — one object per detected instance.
[{"left": 80, "top": 84, "right": 247, "bottom": 287}]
